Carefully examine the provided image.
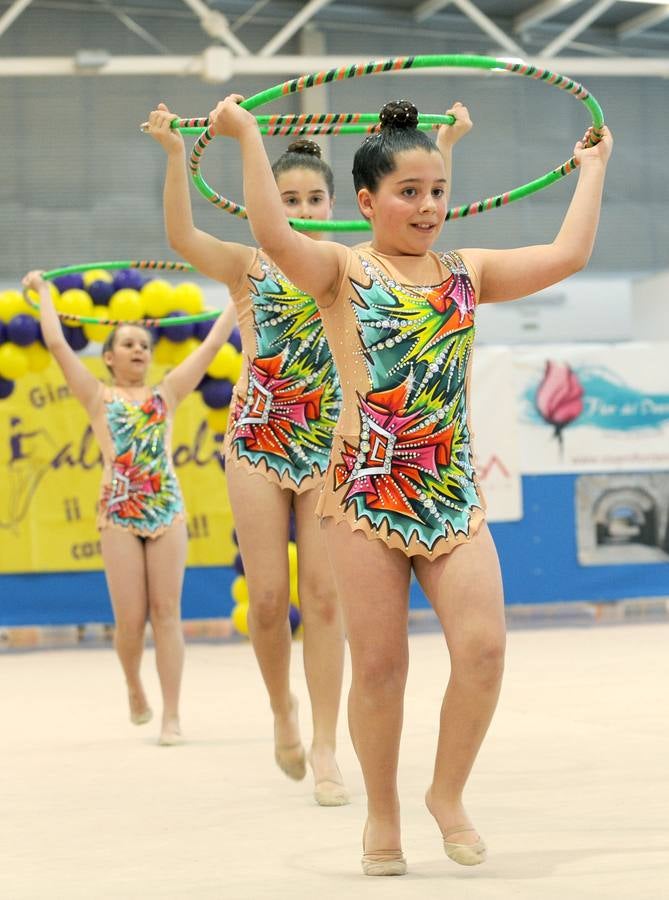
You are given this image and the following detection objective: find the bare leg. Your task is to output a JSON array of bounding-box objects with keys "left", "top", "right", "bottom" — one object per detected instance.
[
  {"left": 100, "top": 528, "right": 151, "bottom": 724},
  {"left": 413, "top": 524, "right": 505, "bottom": 856},
  {"left": 225, "top": 464, "right": 303, "bottom": 776},
  {"left": 293, "top": 487, "right": 347, "bottom": 802},
  {"left": 323, "top": 519, "right": 411, "bottom": 853},
  {"left": 145, "top": 520, "right": 188, "bottom": 744}
]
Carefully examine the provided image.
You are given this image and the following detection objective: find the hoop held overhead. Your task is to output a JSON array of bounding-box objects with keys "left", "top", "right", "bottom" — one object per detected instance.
[
  {"left": 182, "top": 54, "right": 605, "bottom": 232},
  {"left": 24, "top": 260, "right": 220, "bottom": 328}
]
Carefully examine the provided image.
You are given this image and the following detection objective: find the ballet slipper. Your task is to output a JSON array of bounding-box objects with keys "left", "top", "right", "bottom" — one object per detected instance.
[
  {"left": 442, "top": 825, "right": 487, "bottom": 866},
  {"left": 361, "top": 822, "right": 407, "bottom": 876},
  {"left": 313, "top": 779, "right": 350, "bottom": 807},
  {"left": 158, "top": 728, "right": 184, "bottom": 747},
  {"left": 130, "top": 707, "right": 153, "bottom": 726},
  {"left": 274, "top": 742, "right": 307, "bottom": 780}
]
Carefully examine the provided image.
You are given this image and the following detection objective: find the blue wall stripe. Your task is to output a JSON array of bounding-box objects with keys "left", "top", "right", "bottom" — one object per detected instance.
[{"left": 1, "top": 475, "right": 667, "bottom": 626}]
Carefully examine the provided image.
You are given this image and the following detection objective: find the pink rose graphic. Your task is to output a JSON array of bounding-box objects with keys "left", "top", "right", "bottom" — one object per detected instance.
[{"left": 535, "top": 361, "right": 584, "bottom": 449}]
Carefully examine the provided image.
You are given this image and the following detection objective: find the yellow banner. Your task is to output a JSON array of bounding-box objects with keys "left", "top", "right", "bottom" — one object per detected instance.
[{"left": 0, "top": 359, "right": 236, "bottom": 573}]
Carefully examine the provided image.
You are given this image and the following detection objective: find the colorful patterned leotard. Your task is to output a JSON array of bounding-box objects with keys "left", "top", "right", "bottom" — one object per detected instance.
[
  {"left": 224, "top": 249, "right": 341, "bottom": 492},
  {"left": 95, "top": 387, "right": 185, "bottom": 538},
  {"left": 315, "top": 246, "right": 486, "bottom": 558}
]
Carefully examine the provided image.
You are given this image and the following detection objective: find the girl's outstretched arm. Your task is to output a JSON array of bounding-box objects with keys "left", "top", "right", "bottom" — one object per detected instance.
[
  {"left": 208, "top": 95, "right": 346, "bottom": 303},
  {"left": 461, "top": 126, "right": 613, "bottom": 303},
  {"left": 161, "top": 302, "right": 238, "bottom": 408},
  {"left": 147, "top": 103, "right": 254, "bottom": 286},
  {"left": 21, "top": 271, "right": 101, "bottom": 412}
]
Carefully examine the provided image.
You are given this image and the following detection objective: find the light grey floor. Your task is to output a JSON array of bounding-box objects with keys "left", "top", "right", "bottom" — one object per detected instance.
[{"left": 2, "top": 621, "right": 668, "bottom": 900}]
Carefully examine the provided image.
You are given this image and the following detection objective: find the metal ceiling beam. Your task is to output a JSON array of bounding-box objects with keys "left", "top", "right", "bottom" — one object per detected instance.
[
  {"left": 93, "top": 0, "right": 170, "bottom": 54},
  {"left": 180, "top": 0, "right": 249, "bottom": 55},
  {"left": 2, "top": 52, "right": 668, "bottom": 78},
  {"left": 259, "top": 0, "right": 334, "bottom": 57},
  {"left": 0, "top": 0, "right": 33, "bottom": 40},
  {"left": 414, "top": 0, "right": 454, "bottom": 23},
  {"left": 450, "top": 0, "right": 524, "bottom": 55},
  {"left": 513, "top": 0, "right": 580, "bottom": 32},
  {"left": 618, "top": 5, "right": 669, "bottom": 39},
  {"left": 539, "top": 0, "right": 616, "bottom": 57}
]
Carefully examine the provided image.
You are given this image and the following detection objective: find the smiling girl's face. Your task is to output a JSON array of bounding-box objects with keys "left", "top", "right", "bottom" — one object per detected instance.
[
  {"left": 357, "top": 147, "right": 447, "bottom": 256},
  {"left": 275, "top": 167, "right": 334, "bottom": 240}
]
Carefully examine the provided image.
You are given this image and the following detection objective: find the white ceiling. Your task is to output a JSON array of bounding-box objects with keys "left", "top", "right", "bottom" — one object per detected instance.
[{"left": 2, "top": 0, "right": 669, "bottom": 77}]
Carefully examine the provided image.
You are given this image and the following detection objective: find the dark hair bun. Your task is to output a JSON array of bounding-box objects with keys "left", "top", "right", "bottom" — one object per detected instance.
[
  {"left": 287, "top": 138, "right": 322, "bottom": 158},
  {"left": 379, "top": 99, "right": 419, "bottom": 130}
]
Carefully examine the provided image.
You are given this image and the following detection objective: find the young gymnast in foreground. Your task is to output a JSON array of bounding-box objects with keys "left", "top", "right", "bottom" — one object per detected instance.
[{"left": 207, "top": 92, "right": 612, "bottom": 871}]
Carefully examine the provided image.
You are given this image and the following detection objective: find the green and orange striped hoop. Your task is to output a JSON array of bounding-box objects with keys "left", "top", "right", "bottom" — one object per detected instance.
[
  {"left": 24, "top": 260, "right": 220, "bottom": 327},
  {"left": 186, "top": 53, "right": 605, "bottom": 232}
]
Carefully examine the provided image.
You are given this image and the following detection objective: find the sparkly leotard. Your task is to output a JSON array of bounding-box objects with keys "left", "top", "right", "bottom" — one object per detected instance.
[
  {"left": 224, "top": 249, "right": 341, "bottom": 492},
  {"left": 315, "top": 246, "right": 485, "bottom": 558},
  {"left": 95, "top": 386, "right": 184, "bottom": 538}
]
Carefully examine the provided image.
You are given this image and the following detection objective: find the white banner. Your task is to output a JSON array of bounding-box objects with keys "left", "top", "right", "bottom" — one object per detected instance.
[
  {"left": 514, "top": 342, "right": 669, "bottom": 474},
  {"left": 470, "top": 346, "right": 523, "bottom": 522}
]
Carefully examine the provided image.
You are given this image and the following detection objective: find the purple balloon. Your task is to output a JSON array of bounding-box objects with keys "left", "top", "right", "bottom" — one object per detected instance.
[
  {"left": 201, "top": 378, "right": 233, "bottom": 410},
  {"left": 112, "top": 269, "right": 144, "bottom": 292},
  {"left": 0, "top": 377, "right": 15, "bottom": 399},
  {"left": 289, "top": 605, "right": 301, "bottom": 633},
  {"left": 232, "top": 530, "right": 238, "bottom": 547},
  {"left": 63, "top": 325, "right": 89, "bottom": 351},
  {"left": 228, "top": 327, "right": 242, "bottom": 352},
  {"left": 0, "top": 321, "right": 7, "bottom": 344},
  {"left": 194, "top": 317, "right": 214, "bottom": 341},
  {"left": 52, "top": 273, "right": 84, "bottom": 292},
  {"left": 161, "top": 311, "right": 194, "bottom": 343},
  {"left": 288, "top": 512, "right": 297, "bottom": 543},
  {"left": 233, "top": 553, "right": 245, "bottom": 575},
  {"left": 88, "top": 280, "right": 114, "bottom": 305},
  {"left": 8, "top": 314, "right": 40, "bottom": 347}
]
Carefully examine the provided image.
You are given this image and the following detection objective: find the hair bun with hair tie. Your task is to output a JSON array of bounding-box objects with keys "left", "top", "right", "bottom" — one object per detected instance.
[
  {"left": 379, "top": 99, "right": 419, "bottom": 131},
  {"left": 287, "top": 138, "right": 322, "bottom": 158}
]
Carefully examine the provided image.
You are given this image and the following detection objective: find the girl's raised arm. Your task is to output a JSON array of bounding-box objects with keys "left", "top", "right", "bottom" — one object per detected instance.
[
  {"left": 436, "top": 101, "right": 473, "bottom": 207},
  {"left": 462, "top": 126, "right": 613, "bottom": 304},
  {"left": 208, "top": 95, "right": 346, "bottom": 303},
  {"left": 147, "top": 103, "right": 255, "bottom": 288},
  {"left": 161, "top": 302, "right": 237, "bottom": 408},
  {"left": 22, "top": 271, "right": 101, "bottom": 412}
]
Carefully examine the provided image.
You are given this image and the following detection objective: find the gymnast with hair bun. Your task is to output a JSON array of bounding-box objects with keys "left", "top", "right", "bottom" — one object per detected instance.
[
  {"left": 146, "top": 99, "right": 471, "bottom": 806},
  {"left": 208, "top": 92, "right": 612, "bottom": 872}
]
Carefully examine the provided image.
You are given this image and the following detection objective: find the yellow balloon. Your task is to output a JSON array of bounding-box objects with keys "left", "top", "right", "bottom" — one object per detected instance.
[
  {"left": 231, "top": 602, "right": 249, "bottom": 636},
  {"left": 142, "top": 279, "right": 174, "bottom": 318},
  {"left": 0, "top": 290, "right": 29, "bottom": 323},
  {"left": 227, "top": 350, "right": 243, "bottom": 384},
  {"left": 83, "top": 268, "right": 113, "bottom": 285},
  {"left": 289, "top": 575, "right": 300, "bottom": 609},
  {"left": 23, "top": 283, "right": 59, "bottom": 318},
  {"left": 207, "top": 343, "right": 238, "bottom": 380},
  {"left": 59, "top": 288, "right": 93, "bottom": 323},
  {"left": 287, "top": 542, "right": 299, "bottom": 606},
  {"left": 231, "top": 575, "right": 249, "bottom": 606},
  {"left": 0, "top": 343, "right": 29, "bottom": 380},
  {"left": 109, "top": 288, "right": 143, "bottom": 322},
  {"left": 83, "top": 306, "right": 114, "bottom": 344},
  {"left": 207, "top": 407, "right": 229, "bottom": 435},
  {"left": 170, "top": 337, "right": 200, "bottom": 365},
  {"left": 287, "top": 541, "right": 298, "bottom": 576},
  {"left": 25, "top": 342, "right": 51, "bottom": 373},
  {"left": 152, "top": 336, "right": 173, "bottom": 365},
  {"left": 172, "top": 282, "right": 204, "bottom": 315}
]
